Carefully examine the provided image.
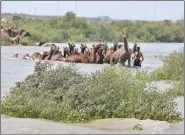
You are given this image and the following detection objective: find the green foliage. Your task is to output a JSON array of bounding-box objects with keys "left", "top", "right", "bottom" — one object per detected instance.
[
  {"left": 2, "top": 62, "right": 183, "bottom": 123},
  {"left": 0, "top": 38, "right": 12, "bottom": 46},
  {"left": 132, "top": 123, "right": 143, "bottom": 130},
  {"left": 169, "top": 77, "right": 184, "bottom": 97},
  {"left": 4, "top": 11, "right": 183, "bottom": 44},
  {"left": 153, "top": 48, "right": 184, "bottom": 81},
  {"left": 20, "top": 38, "right": 35, "bottom": 46}
]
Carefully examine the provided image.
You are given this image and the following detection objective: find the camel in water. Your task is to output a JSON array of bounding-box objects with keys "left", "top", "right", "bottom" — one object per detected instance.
[
  {"left": 110, "top": 32, "right": 131, "bottom": 66},
  {"left": 12, "top": 53, "right": 33, "bottom": 60}
]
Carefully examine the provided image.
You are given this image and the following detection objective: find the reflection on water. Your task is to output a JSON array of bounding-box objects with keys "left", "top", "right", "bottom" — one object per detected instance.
[{"left": 1, "top": 43, "right": 184, "bottom": 134}]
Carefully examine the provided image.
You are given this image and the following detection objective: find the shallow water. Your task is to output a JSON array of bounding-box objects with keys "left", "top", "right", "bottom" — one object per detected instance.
[{"left": 1, "top": 43, "right": 184, "bottom": 134}]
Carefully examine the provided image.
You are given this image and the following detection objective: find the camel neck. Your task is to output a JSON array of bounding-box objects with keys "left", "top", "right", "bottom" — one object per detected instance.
[{"left": 123, "top": 37, "right": 129, "bottom": 52}]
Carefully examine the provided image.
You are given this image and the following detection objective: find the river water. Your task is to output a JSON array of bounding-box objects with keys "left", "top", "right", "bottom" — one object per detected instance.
[{"left": 1, "top": 43, "right": 184, "bottom": 134}]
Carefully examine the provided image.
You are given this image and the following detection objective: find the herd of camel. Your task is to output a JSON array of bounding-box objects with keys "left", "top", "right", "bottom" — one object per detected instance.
[
  {"left": 13, "top": 32, "right": 137, "bottom": 66},
  {"left": 1, "top": 21, "right": 138, "bottom": 66}
]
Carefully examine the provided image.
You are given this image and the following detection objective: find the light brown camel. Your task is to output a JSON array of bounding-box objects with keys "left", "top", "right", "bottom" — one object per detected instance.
[
  {"left": 1, "top": 28, "right": 21, "bottom": 43},
  {"left": 110, "top": 32, "right": 131, "bottom": 66}
]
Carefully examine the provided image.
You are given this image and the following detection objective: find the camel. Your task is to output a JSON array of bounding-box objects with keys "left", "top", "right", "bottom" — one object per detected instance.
[
  {"left": 23, "top": 54, "right": 33, "bottom": 60},
  {"left": 1, "top": 24, "right": 31, "bottom": 44},
  {"left": 96, "top": 47, "right": 104, "bottom": 64},
  {"left": 80, "top": 44, "right": 87, "bottom": 54},
  {"left": 31, "top": 51, "right": 49, "bottom": 60},
  {"left": 54, "top": 46, "right": 89, "bottom": 63},
  {"left": 88, "top": 44, "right": 102, "bottom": 63},
  {"left": 38, "top": 41, "right": 46, "bottom": 46},
  {"left": 110, "top": 32, "right": 131, "bottom": 66},
  {"left": 54, "top": 44, "right": 102, "bottom": 64},
  {"left": 57, "top": 52, "right": 89, "bottom": 63},
  {"left": 103, "top": 42, "right": 121, "bottom": 64},
  {"left": 12, "top": 53, "right": 19, "bottom": 58},
  {"left": 68, "top": 43, "right": 76, "bottom": 54},
  {"left": 10, "top": 28, "right": 31, "bottom": 43},
  {"left": 1, "top": 28, "right": 21, "bottom": 43},
  {"left": 12, "top": 53, "right": 33, "bottom": 60},
  {"left": 45, "top": 46, "right": 64, "bottom": 60},
  {"left": 103, "top": 46, "right": 114, "bottom": 64}
]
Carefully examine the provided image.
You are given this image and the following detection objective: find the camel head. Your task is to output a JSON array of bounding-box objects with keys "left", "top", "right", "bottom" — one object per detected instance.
[
  {"left": 68, "top": 43, "right": 75, "bottom": 53},
  {"left": 38, "top": 41, "right": 46, "bottom": 46},
  {"left": 97, "top": 46, "right": 104, "bottom": 55},
  {"left": 63, "top": 47, "right": 70, "bottom": 57},
  {"left": 13, "top": 53, "right": 18, "bottom": 58},
  {"left": 80, "top": 43, "right": 87, "bottom": 49},
  {"left": 80, "top": 44, "right": 87, "bottom": 53},
  {"left": 42, "top": 51, "right": 49, "bottom": 60},
  {"left": 20, "top": 30, "right": 31, "bottom": 39}
]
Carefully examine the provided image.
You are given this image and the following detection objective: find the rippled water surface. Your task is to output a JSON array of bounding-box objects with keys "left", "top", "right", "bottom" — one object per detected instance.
[{"left": 1, "top": 43, "right": 184, "bottom": 134}]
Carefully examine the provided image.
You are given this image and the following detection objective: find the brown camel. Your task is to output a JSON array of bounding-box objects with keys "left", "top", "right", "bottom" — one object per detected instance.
[
  {"left": 103, "top": 46, "right": 114, "bottom": 64},
  {"left": 80, "top": 44, "right": 87, "bottom": 54},
  {"left": 103, "top": 42, "right": 120, "bottom": 64},
  {"left": 57, "top": 52, "right": 89, "bottom": 63},
  {"left": 96, "top": 47, "right": 104, "bottom": 64},
  {"left": 110, "top": 32, "right": 131, "bottom": 66},
  {"left": 1, "top": 29, "right": 21, "bottom": 44},
  {"left": 1, "top": 24, "right": 31, "bottom": 44},
  {"left": 12, "top": 53, "right": 19, "bottom": 58},
  {"left": 55, "top": 44, "right": 99, "bottom": 63},
  {"left": 44, "top": 46, "right": 63, "bottom": 60},
  {"left": 57, "top": 47, "right": 90, "bottom": 63},
  {"left": 68, "top": 43, "right": 76, "bottom": 54},
  {"left": 31, "top": 51, "right": 49, "bottom": 60},
  {"left": 10, "top": 28, "right": 31, "bottom": 41},
  {"left": 22, "top": 54, "right": 33, "bottom": 60},
  {"left": 89, "top": 44, "right": 102, "bottom": 63}
]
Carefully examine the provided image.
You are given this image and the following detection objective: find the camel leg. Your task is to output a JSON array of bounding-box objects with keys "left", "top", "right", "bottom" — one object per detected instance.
[
  {"left": 110, "top": 58, "right": 114, "bottom": 66},
  {"left": 127, "top": 57, "right": 131, "bottom": 67},
  {"left": 119, "top": 56, "right": 125, "bottom": 66},
  {"left": 17, "top": 38, "right": 20, "bottom": 44}
]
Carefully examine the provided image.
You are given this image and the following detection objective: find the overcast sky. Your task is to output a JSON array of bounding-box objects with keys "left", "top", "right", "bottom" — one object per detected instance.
[{"left": 1, "top": 1, "right": 184, "bottom": 21}]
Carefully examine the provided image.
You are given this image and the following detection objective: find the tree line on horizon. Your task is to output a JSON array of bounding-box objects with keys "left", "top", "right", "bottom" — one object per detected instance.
[{"left": 4, "top": 11, "right": 184, "bottom": 43}]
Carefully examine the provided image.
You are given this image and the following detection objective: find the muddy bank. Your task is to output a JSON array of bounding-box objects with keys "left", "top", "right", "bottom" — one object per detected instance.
[{"left": 1, "top": 97, "right": 184, "bottom": 134}]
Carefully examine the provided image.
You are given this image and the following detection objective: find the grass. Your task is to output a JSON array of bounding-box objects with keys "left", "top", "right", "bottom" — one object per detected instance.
[{"left": 1, "top": 61, "right": 183, "bottom": 123}]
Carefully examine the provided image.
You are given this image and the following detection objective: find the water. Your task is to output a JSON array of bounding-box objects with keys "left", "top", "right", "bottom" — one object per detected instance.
[{"left": 1, "top": 43, "right": 184, "bottom": 134}]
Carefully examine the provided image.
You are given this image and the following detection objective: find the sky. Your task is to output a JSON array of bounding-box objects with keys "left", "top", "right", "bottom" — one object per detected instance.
[{"left": 1, "top": 1, "right": 184, "bottom": 21}]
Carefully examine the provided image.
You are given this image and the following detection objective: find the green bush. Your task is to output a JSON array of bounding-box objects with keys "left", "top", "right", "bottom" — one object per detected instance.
[
  {"left": 0, "top": 38, "right": 12, "bottom": 46},
  {"left": 1, "top": 62, "right": 183, "bottom": 123},
  {"left": 168, "top": 76, "right": 184, "bottom": 97},
  {"left": 20, "top": 38, "right": 35, "bottom": 46},
  {"left": 153, "top": 48, "right": 184, "bottom": 81}
]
